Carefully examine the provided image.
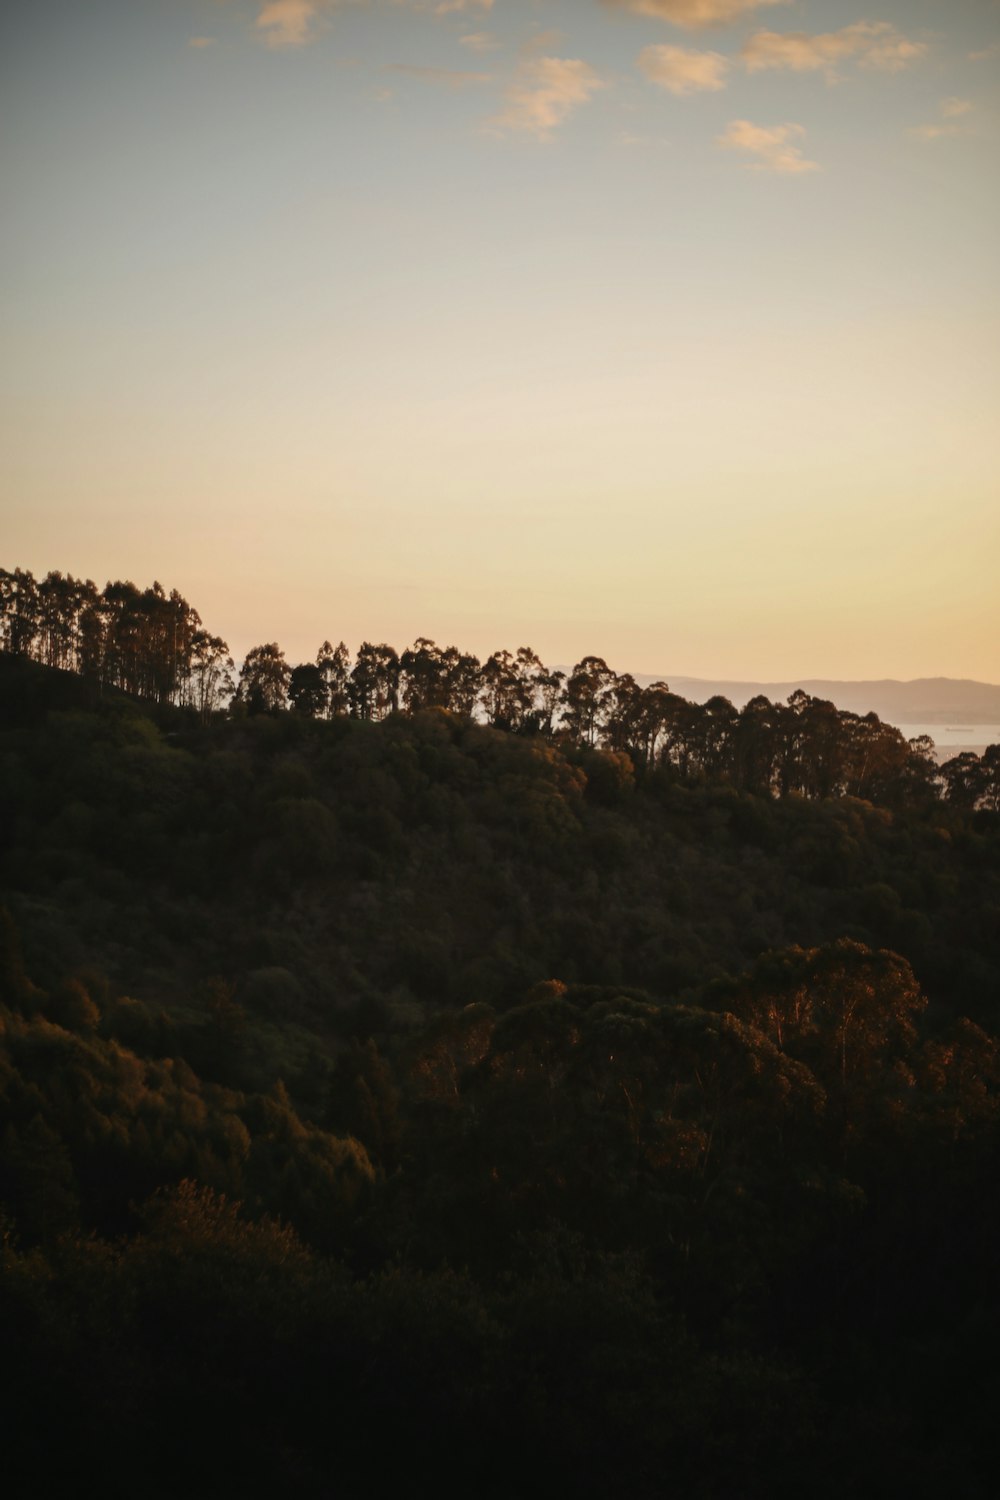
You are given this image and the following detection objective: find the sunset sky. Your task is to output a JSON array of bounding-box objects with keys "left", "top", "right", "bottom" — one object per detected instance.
[{"left": 2, "top": 0, "right": 998, "bottom": 680}]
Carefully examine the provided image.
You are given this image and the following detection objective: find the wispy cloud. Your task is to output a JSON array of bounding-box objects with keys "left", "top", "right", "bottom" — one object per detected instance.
[
  {"left": 434, "top": 0, "right": 494, "bottom": 15},
  {"left": 521, "top": 30, "right": 566, "bottom": 57},
  {"left": 717, "top": 119, "right": 820, "bottom": 174},
  {"left": 255, "top": 1, "right": 334, "bottom": 50},
  {"left": 603, "top": 0, "right": 791, "bottom": 30},
  {"left": 910, "top": 97, "right": 974, "bottom": 141},
  {"left": 488, "top": 56, "right": 607, "bottom": 141},
  {"left": 385, "top": 63, "right": 491, "bottom": 89},
  {"left": 638, "top": 43, "right": 729, "bottom": 94},
  {"left": 910, "top": 124, "right": 955, "bottom": 141},
  {"left": 189, "top": 37, "right": 216, "bottom": 50},
  {"left": 460, "top": 32, "right": 502, "bottom": 53},
  {"left": 742, "top": 22, "right": 927, "bottom": 79},
  {"left": 969, "top": 42, "right": 1000, "bottom": 62}
]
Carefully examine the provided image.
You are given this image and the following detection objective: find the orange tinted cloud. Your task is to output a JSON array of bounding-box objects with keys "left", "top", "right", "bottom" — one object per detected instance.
[
  {"left": 604, "top": 0, "right": 790, "bottom": 29},
  {"left": 742, "top": 21, "right": 927, "bottom": 78},
  {"left": 638, "top": 43, "right": 730, "bottom": 94},
  {"left": 488, "top": 56, "right": 607, "bottom": 140},
  {"left": 717, "top": 118, "right": 820, "bottom": 173}
]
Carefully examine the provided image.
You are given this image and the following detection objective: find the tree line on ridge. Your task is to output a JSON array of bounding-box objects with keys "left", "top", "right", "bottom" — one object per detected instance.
[{"left": 2, "top": 564, "right": 996, "bottom": 809}]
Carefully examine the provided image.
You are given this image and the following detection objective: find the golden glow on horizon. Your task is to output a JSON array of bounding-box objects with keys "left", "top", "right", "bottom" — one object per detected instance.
[{"left": 1, "top": 0, "right": 998, "bottom": 681}]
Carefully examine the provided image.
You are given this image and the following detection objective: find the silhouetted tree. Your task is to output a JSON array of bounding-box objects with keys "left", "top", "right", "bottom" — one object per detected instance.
[
  {"left": 561, "top": 656, "right": 617, "bottom": 746},
  {"left": 289, "top": 662, "right": 328, "bottom": 718},
  {"left": 317, "top": 640, "right": 351, "bottom": 718},
  {"left": 349, "top": 642, "right": 399, "bottom": 721},
  {"left": 238, "top": 643, "right": 291, "bottom": 714}
]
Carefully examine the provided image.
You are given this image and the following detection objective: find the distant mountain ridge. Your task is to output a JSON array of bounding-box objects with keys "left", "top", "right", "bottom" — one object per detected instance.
[{"left": 629, "top": 675, "right": 1000, "bottom": 726}]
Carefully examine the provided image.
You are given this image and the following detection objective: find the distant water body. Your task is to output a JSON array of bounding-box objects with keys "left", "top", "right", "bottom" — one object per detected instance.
[{"left": 894, "top": 724, "right": 997, "bottom": 754}]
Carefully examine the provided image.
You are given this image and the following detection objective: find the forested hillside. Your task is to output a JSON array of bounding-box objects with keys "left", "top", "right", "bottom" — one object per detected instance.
[{"left": 2, "top": 624, "right": 998, "bottom": 1498}]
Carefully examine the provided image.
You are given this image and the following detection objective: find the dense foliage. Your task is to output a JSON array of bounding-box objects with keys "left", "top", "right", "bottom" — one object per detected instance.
[{"left": 1, "top": 645, "right": 998, "bottom": 1496}]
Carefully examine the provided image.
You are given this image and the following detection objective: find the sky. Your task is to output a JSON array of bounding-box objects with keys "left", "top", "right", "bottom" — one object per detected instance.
[{"left": 2, "top": 0, "right": 998, "bottom": 681}]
